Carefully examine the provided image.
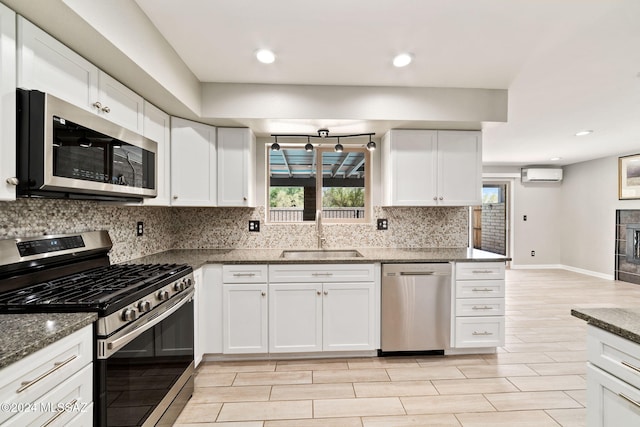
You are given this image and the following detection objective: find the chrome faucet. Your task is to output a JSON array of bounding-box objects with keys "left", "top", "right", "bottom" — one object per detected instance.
[{"left": 316, "top": 209, "right": 325, "bottom": 249}]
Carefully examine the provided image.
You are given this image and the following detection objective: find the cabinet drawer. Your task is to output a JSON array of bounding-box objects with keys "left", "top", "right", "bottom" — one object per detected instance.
[
  {"left": 455, "top": 262, "right": 505, "bottom": 280},
  {"left": 588, "top": 325, "right": 640, "bottom": 390},
  {"left": 456, "top": 298, "right": 505, "bottom": 317},
  {"left": 456, "top": 280, "right": 505, "bottom": 298},
  {"left": 269, "top": 264, "right": 375, "bottom": 283},
  {"left": 587, "top": 362, "right": 640, "bottom": 426},
  {"left": 4, "top": 364, "right": 93, "bottom": 426},
  {"left": 0, "top": 325, "right": 92, "bottom": 424},
  {"left": 223, "top": 265, "right": 268, "bottom": 283},
  {"left": 455, "top": 317, "right": 505, "bottom": 348}
]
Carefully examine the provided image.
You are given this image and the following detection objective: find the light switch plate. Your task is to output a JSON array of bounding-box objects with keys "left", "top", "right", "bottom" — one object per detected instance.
[
  {"left": 377, "top": 218, "right": 388, "bottom": 230},
  {"left": 249, "top": 220, "right": 260, "bottom": 232}
]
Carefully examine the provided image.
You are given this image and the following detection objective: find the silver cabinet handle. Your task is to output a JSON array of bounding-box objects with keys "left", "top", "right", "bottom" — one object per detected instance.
[
  {"left": 324, "top": 291, "right": 328, "bottom": 295},
  {"left": 173, "top": 195, "right": 178, "bottom": 199},
  {"left": 312, "top": 272, "right": 333, "bottom": 277},
  {"left": 233, "top": 273, "right": 256, "bottom": 277},
  {"left": 5, "top": 177, "right": 18, "bottom": 185},
  {"left": 472, "top": 288, "right": 494, "bottom": 292},
  {"left": 316, "top": 291, "right": 321, "bottom": 295},
  {"left": 439, "top": 196, "right": 443, "bottom": 200},
  {"left": 472, "top": 331, "right": 493, "bottom": 336},
  {"left": 621, "top": 361, "right": 640, "bottom": 374},
  {"left": 93, "top": 101, "right": 102, "bottom": 109},
  {"left": 400, "top": 271, "right": 435, "bottom": 276},
  {"left": 42, "top": 399, "right": 77, "bottom": 427},
  {"left": 618, "top": 393, "right": 640, "bottom": 409},
  {"left": 472, "top": 306, "right": 493, "bottom": 310},
  {"left": 433, "top": 196, "right": 437, "bottom": 201},
  {"left": 17, "top": 355, "right": 78, "bottom": 393},
  {"left": 472, "top": 270, "right": 493, "bottom": 274},
  {"left": 102, "top": 106, "right": 111, "bottom": 113},
  {"left": 261, "top": 291, "right": 266, "bottom": 296}
]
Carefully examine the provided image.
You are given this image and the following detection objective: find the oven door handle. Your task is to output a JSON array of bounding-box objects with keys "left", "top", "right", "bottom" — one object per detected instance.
[{"left": 102, "top": 289, "right": 194, "bottom": 357}]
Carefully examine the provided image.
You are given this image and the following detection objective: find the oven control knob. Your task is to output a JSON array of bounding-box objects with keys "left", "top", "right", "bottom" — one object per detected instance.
[
  {"left": 157, "top": 290, "right": 170, "bottom": 301},
  {"left": 121, "top": 308, "right": 137, "bottom": 321},
  {"left": 185, "top": 278, "right": 193, "bottom": 287},
  {"left": 173, "top": 281, "right": 185, "bottom": 292},
  {"left": 137, "top": 300, "right": 152, "bottom": 313}
]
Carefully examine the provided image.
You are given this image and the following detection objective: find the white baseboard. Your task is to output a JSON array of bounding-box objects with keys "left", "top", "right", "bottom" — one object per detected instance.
[{"left": 510, "top": 263, "right": 614, "bottom": 280}]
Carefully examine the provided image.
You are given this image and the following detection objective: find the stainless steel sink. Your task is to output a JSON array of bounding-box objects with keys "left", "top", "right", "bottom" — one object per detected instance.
[{"left": 280, "top": 249, "right": 364, "bottom": 259}]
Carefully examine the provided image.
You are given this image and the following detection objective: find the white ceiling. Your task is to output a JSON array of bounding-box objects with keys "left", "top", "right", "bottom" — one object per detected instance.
[{"left": 131, "top": 0, "right": 640, "bottom": 166}]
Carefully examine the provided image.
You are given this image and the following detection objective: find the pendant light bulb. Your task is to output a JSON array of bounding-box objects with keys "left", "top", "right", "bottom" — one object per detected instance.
[
  {"left": 366, "top": 136, "right": 376, "bottom": 151},
  {"left": 305, "top": 137, "right": 313, "bottom": 152},
  {"left": 334, "top": 138, "right": 343, "bottom": 153},
  {"left": 271, "top": 137, "right": 280, "bottom": 151}
]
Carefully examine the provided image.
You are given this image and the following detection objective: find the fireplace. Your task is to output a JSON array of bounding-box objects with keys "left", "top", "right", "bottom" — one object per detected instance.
[{"left": 615, "top": 210, "right": 640, "bottom": 284}]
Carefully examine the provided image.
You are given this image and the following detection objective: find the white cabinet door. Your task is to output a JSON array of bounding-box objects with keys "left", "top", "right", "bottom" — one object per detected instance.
[
  {"left": 17, "top": 16, "right": 98, "bottom": 110},
  {"left": 170, "top": 117, "right": 217, "bottom": 206},
  {"left": 217, "top": 127, "right": 255, "bottom": 207},
  {"left": 382, "top": 129, "right": 437, "bottom": 206},
  {"left": 200, "top": 265, "right": 223, "bottom": 356},
  {"left": 142, "top": 101, "right": 171, "bottom": 206},
  {"left": 223, "top": 284, "right": 268, "bottom": 354},
  {"left": 193, "top": 268, "right": 204, "bottom": 366},
  {"left": 269, "top": 283, "right": 323, "bottom": 353},
  {"left": 97, "top": 72, "right": 144, "bottom": 134},
  {"left": 587, "top": 363, "right": 640, "bottom": 427},
  {"left": 0, "top": 3, "right": 16, "bottom": 201},
  {"left": 437, "top": 131, "right": 482, "bottom": 206},
  {"left": 322, "top": 282, "right": 376, "bottom": 351}
]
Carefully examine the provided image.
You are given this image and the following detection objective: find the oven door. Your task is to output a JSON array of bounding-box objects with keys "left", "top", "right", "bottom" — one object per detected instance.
[{"left": 96, "top": 289, "right": 194, "bottom": 427}]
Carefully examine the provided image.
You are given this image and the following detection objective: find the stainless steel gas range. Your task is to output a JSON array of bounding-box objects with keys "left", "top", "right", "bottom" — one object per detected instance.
[{"left": 0, "top": 230, "right": 195, "bottom": 426}]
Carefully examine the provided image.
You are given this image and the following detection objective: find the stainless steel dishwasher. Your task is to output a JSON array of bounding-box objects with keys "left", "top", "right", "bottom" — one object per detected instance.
[{"left": 381, "top": 263, "right": 451, "bottom": 354}]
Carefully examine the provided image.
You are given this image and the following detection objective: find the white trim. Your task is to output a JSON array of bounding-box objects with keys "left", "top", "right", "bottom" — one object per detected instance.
[
  {"left": 510, "top": 263, "right": 614, "bottom": 280},
  {"left": 482, "top": 172, "right": 520, "bottom": 178}
]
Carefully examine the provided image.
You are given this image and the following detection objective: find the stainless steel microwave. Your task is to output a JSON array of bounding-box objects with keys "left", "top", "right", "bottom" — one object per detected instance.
[{"left": 16, "top": 89, "right": 157, "bottom": 201}]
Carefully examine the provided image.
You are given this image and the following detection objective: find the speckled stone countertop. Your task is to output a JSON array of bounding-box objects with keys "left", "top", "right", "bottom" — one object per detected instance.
[
  {"left": 0, "top": 313, "right": 97, "bottom": 370},
  {"left": 571, "top": 307, "right": 640, "bottom": 345},
  {"left": 127, "top": 247, "right": 510, "bottom": 270}
]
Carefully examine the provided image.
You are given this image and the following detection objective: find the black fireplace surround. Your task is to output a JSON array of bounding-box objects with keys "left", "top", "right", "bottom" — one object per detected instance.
[{"left": 615, "top": 210, "right": 640, "bottom": 284}]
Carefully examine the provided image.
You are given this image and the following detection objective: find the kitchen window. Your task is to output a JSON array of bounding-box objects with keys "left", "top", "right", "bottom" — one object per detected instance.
[{"left": 268, "top": 145, "right": 370, "bottom": 223}]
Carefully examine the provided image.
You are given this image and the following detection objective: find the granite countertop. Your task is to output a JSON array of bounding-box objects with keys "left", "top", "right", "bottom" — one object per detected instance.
[
  {"left": 128, "top": 247, "right": 510, "bottom": 270},
  {"left": 571, "top": 307, "right": 640, "bottom": 345},
  {"left": 0, "top": 312, "right": 97, "bottom": 370}
]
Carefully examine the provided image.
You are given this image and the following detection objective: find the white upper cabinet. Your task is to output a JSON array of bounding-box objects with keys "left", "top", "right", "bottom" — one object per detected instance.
[
  {"left": 0, "top": 3, "right": 16, "bottom": 201},
  {"left": 217, "top": 127, "right": 256, "bottom": 207},
  {"left": 142, "top": 101, "right": 171, "bottom": 206},
  {"left": 17, "top": 17, "right": 143, "bottom": 134},
  {"left": 170, "top": 117, "right": 217, "bottom": 206},
  {"left": 382, "top": 129, "right": 482, "bottom": 206}
]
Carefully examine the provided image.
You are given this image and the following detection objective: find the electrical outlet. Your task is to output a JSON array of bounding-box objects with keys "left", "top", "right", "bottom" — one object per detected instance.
[
  {"left": 249, "top": 220, "right": 260, "bottom": 232},
  {"left": 136, "top": 221, "right": 144, "bottom": 237},
  {"left": 377, "top": 218, "right": 388, "bottom": 230},
  {"left": 531, "top": 250, "right": 535, "bottom": 257},
  {"left": 523, "top": 215, "right": 528, "bottom": 221}
]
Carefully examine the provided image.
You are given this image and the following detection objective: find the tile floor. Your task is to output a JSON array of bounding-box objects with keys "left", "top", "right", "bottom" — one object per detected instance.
[{"left": 174, "top": 268, "right": 640, "bottom": 426}]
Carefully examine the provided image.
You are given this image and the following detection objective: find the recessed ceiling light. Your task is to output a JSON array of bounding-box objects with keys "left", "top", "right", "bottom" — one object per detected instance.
[
  {"left": 575, "top": 130, "right": 593, "bottom": 136},
  {"left": 550, "top": 157, "right": 562, "bottom": 161},
  {"left": 393, "top": 53, "right": 413, "bottom": 68},
  {"left": 256, "top": 49, "right": 275, "bottom": 64}
]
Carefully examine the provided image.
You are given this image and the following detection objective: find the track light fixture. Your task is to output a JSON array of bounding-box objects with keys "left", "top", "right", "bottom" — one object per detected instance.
[{"left": 270, "top": 129, "right": 375, "bottom": 152}]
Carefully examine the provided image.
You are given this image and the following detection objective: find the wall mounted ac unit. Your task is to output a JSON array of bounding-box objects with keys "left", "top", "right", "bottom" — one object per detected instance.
[{"left": 521, "top": 168, "right": 563, "bottom": 182}]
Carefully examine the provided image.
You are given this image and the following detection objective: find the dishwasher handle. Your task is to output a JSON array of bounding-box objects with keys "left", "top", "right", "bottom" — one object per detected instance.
[{"left": 400, "top": 271, "right": 436, "bottom": 276}]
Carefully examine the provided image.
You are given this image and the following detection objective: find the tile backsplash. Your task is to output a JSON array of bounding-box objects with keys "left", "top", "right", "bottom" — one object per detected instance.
[{"left": 0, "top": 199, "right": 469, "bottom": 263}]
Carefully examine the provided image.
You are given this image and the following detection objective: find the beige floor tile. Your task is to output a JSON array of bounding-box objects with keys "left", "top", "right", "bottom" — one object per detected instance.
[
  {"left": 455, "top": 410, "right": 561, "bottom": 426},
  {"left": 544, "top": 351, "right": 588, "bottom": 362},
  {"left": 270, "top": 383, "right": 354, "bottom": 400},
  {"left": 275, "top": 361, "right": 348, "bottom": 371},
  {"left": 348, "top": 358, "right": 421, "bottom": 369},
  {"left": 191, "top": 385, "right": 271, "bottom": 403},
  {"left": 545, "top": 408, "right": 586, "bottom": 427},
  {"left": 194, "top": 372, "right": 236, "bottom": 387},
  {"left": 314, "top": 397, "right": 405, "bottom": 418},
  {"left": 400, "top": 394, "right": 495, "bottom": 415},
  {"left": 485, "top": 390, "right": 583, "bottom": 411},
  {"left": 502, "top": 342, "right": 570, "bottom": 353},
  {"left": 566, "top": 389, "right": 587, "bottom": 406},
  {"left": 386, "top": 366, "right": 465, "bottom": 381},
  {"left": 265, "top": 417, "right": 362, "bottom": 427},
  {"left": 313, "top": 368, "right": 389, "bottom": 384},
  {"left": 199, "top": 361, "right": 277, "bottom": 373},
  {"left": 174, "top": 402, "right": 222, "bottom": 423},
  {"left": 233, "top": 371, "right": 312, "bottom": 386},
  {"left": 217, "top": 400, "right": 312, "bottom": 422},
  {"left": 482, "top": 351, "right": 556, "bottom": 365},
  {"left": 174, "top": 423, "right": 263, "bottom": 427},
  {"left": 362, "top": 413, "right": 462, "bottom": 426},
  {"left": 458, "top": 364, "right": 538, "bottom": 379},
  {"left": 417, "top": 355, "right": 487, "bottom": 367},
  {"left": 432, "top": 377, "right": 518, "bottom": 394},
  {"left": 354, "top": 380, "right": 438, "bottom": 397},
  {"left": 527, "top": 362, "right": 587, "bottom": 376},
  {"left": 507, "top": 374, "right": 586, "bottom": 391}
]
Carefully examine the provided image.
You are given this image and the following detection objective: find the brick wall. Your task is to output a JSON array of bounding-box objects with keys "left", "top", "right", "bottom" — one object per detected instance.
[{"left": 481, "top": 203, "right": 506, "bottom": 255}]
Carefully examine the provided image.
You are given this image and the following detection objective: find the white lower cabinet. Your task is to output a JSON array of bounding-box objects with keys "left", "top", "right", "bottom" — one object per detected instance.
[
  {"left": 223, "top": 283, "right": 268, "bottom": 354},
  {"left": 587, "top": 325, "right": 640, "bottom": 426},
  {"left": 268, "top": 264, "right": 378, "bottom": 354},
  {"left": 452, "top": 262, "right": 506, "bottom": 349},
  {"left": 196, "top": 265, "right": 223, "bottom": 362},
  {"left": 0, "top": 325, "right": 93, "bottom": 425}
]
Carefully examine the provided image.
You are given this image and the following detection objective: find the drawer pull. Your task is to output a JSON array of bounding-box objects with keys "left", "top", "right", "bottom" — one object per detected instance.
[
  {"left": 233, "top": 273, "right": 256, "bottom": 277},
  {"left": 621, "top": 361, "right": 640, "bottom": 374},
  {"left": 42, "top": 398, "right": 77, "bottom": 427},
  {"left": 312, "top": 272, "right": 333, "bottom": 277},
  {"left": 472, "top": 288, "right": 494, "bottom": 292},
  {"left": 472, "top": 305, "right": 493, "bottom": 310},
  {"left": 618, "top": 393, "right": 640, "bottom": 409},
  {"left": 472, "top": 331, "right": 493, "bottom": 336},
  {"left": 472, "top": 270, "right": 493, "bottom": 274},
  {"left": 17, "top": 355, "right": 78, "bottom": 393}
]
